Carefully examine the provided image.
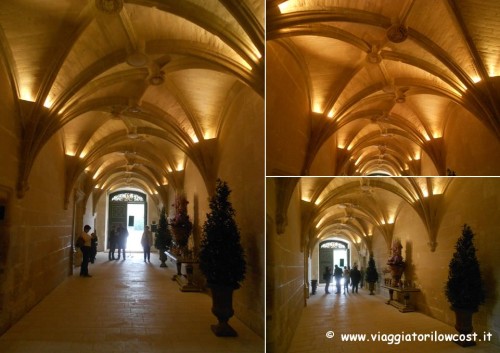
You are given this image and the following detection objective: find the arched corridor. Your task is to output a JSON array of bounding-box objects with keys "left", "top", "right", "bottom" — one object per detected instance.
[
  {"left": 0, "top": 253, "right": 263, "bottom": 353},
  {"left": 0, "top": 1, "right": 264, "bottom": 350},
  {"left": 266, "top": 0, "right": 500, "bottom": 176},
  {"left": 267, "top": 177, "right": 500, "bottom": 353}
]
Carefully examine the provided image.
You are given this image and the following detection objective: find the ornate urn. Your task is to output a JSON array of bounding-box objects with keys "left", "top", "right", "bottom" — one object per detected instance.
[
  {"left": 169, "top": 193, "right": 193, "bottom": 257},
  {"left": 387, "top": 240, "right": 406, "bottom": 287}
]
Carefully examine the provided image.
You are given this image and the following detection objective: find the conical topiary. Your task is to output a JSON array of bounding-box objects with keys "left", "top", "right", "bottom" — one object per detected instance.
[
  {"left": 445, "top": 224, "right": 485, "bottom": 311},
  {"left": 366, "top": 255, "right": 379, "bottom": 283},
  {"left": 155, "top": 206, "right": 172, "bottom": 266},
  {"left": 199, "top": 179, "right": 246, "bottom": 288}
]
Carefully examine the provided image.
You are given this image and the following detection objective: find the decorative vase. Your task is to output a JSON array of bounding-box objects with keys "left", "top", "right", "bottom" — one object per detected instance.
[
  {"left": 452, "top": 308, "right": 476, "bottom": 347},
  {"left": 159, "top": 249, "right": 167, "bottom": 268},
  {"left": 209, "top": 283, "right": 237, "bottom": 337},
  {"left": 389, "top": 265, "right": 405, "bottom": 287}
]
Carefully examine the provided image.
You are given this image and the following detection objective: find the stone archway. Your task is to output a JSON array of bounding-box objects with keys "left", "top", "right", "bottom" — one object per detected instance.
[
  {"left": 108, "top": 190, "right": 147, "bottom": 252},
  {"left": 318, "top": 240, "right": 350, "bottom": 284}
]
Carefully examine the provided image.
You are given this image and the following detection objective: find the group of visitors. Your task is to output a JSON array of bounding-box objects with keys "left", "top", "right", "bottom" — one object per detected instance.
[
  {"left": 323, "top": 264, "right": 363, "bottom": 294},
  {"left": 107, "top": 224, "right": 130, "bottom": 261},
  {"left": 78, "top": 223, "right": 153, "bottom": 277}
]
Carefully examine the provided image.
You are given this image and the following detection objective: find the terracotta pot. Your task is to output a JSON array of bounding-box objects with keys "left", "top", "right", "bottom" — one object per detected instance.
[
  {"left": 452, "top": 308, "right": 476, "bottom": 347},
  {"left": 209, "top": 284, "right": 237, "bottom": 337}
]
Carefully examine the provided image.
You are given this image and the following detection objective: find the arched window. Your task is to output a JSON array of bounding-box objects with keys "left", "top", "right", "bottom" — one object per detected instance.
[
  {"left": 111, "top": 192, "right": 144, "bottom": 202},
  {"left": 320, "top": 241, "right": 347, "bottom": 249}
]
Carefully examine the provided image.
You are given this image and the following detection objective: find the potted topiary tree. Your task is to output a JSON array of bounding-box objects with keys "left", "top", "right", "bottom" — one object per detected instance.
[
  {"left": 445, "top": 224, "right": 485, "bottom": 347},
  {"left": 154, "top": 206, "right": 171, "bottom": 267},
  {"left": 365, "top": 254, "right": 379, "bottom": 295},
  {"left": 199, "top": 179, "right": 246, "bottom": 337}
]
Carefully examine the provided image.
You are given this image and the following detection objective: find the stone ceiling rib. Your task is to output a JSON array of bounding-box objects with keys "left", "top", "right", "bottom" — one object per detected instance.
[
  {"left": 267, "top": 0, "right": 500, "bottom": 176},
  {"left": 0, "top": 0, "right": 263, "bottom": 199}
]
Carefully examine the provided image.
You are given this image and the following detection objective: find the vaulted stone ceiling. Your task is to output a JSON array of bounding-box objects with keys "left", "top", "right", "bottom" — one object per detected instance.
[
  {"left": 267, "top": 0, "right": 500, "bottom": 176},
  {"left": 284, "top": 177, "right": 452, "bottom": 254},
  {"left": 0, "top": 0, "right": 264, "bottom": 205}
]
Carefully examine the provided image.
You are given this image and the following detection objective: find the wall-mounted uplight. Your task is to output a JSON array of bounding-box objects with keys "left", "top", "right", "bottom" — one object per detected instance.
[
  {"left": 278, "top": 1, "right": 290, "bottom": 13},
  {"left": 43, "top": 97, "right": 53, "bottom": 109},
  {"left": 312, "top": 103, "right": 322, "bottom": 114}
]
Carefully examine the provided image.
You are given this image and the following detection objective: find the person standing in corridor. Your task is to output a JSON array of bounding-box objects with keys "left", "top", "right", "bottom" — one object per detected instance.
[
  {"left": 116, "top": 224, "right": 129, "bottom": 260},
  {"left": 334, "top": 265, "right": 343, "bottom": 294},
  {"left": 323, "top": 266, "right": 332, "bottom": 294},
  {"left": 108, "top": 225, "right": 117, "bottom": 260},
  {"left": 141, "top": 225, "right": 153, "bottom": 262},
  {"left": 350, "top": 265, "right": 362, "bottom": 293},
  {"left": 79, "top": 225, "right": 92, "bottom": 277}
]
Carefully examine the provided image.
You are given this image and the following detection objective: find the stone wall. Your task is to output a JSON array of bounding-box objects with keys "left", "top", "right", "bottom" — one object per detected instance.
[
  {"left": 266, "top": 179, "right": 304, "bottom": 353},
  {"left": 0, "top": 133, "right": 73, "bottom": 335},
  {"left": 444, "top": 105, "right": 500, "bottom": 175},
  {"left": 372, "top": 178, "right": 500, "bottom": 346},
  {"left": 266, "top": 41, "right": 311, "bottom": 176}
]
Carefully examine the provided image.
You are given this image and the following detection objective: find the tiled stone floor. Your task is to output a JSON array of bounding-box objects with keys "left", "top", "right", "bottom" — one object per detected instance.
[
  {"left": 0, "top": 252, "right": 263, "bottom": 353},
  {"left": 287, "top": 284, "right": 498, "bottom": 353}
]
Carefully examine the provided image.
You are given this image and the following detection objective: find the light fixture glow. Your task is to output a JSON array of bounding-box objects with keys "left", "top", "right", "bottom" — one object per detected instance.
[
  {"left": 312, "top": 103, "right": 322, "bottom": 114},
  {"left": 20, "top": 87, "right": 35, "bottom": 102},
  {"left": 472, "top": 76, "right": 481, "bottom": 83},
  {"left": 278, "top": 1, "right": 290, "bottom": 13},
  {"left": 43, "top": 97, "right": 53, "bottom": 109}
]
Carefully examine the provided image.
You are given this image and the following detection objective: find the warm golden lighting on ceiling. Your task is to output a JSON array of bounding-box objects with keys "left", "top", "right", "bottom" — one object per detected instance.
[
  {"left": 432, "top": 179, "right": 445, "bottom": 195},
  {"left": 203, "top": 130, "right": 215, "bottom": 140},
  {"left": 43, "top": 97, "right": 53, "bottom": 109},
  {"left": 312, "top": 103, "right": 322, "bottom": 114},
  {"left": 471, "top": 76, "right": 481, "bottom": 83},
  {"left": 20, "top": 87, "right": 35, "bottom": 102},
  {"left": 278, "top": 1, "right": 290, "bottom": 13},
  {"left": 315, "top": 215, "right": 327, "bottom": 229}
]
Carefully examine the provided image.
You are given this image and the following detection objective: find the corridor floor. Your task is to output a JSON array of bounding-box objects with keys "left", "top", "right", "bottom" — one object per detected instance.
[
  {"left": 287, "top": 284, "right": 498, "bottom": 353},
  {"left": 0, "top": 252, "right": 263, "bottom": 353}
]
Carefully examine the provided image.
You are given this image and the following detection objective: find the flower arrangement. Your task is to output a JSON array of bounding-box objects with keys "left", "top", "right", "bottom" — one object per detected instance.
[{"left": 169, "top": 193, "right": 193, "bottom": 249}]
